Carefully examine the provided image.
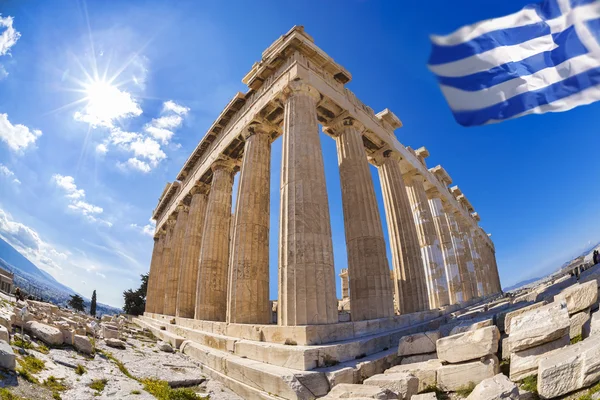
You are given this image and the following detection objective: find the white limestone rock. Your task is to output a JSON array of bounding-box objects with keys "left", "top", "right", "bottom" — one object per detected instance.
[
  {"left": 384, "top": 359, "right": 442, "bottom": 392},
  {"left": 410, "top": 394, "right": 437, "bottom": 400},
  {"left": 555, "top": 281, "right": 598, "bottom": 315},
  {"left": 0, "top": 340, "right": 15, "bottom": 370},
  {"left": 589, "top": 311, "right": 600, "bottom": 337},
  {"left": 103, "top": 326, "right": 119, "bottom": 339},
  {"left": 324, "top": 383, "right": 396, "bottom": 399},
  {"left": 570, "top": 309, "right": 590, "bottom": 338},
  {"left": 24, "top": 321, "right": 63, "bottom": 346},
  {"left": 363, "top": 372, "right": 418, "bottom": 399},
  {"left": 0, "top": 311, "right": 15, "bottom": 331},
  {"left": 509, "top": 335, "right": 569, "bottom": 381},
  {"left": 503, "top": 301, "right": 547, "bottom": 335},
  {"left": 437, "top": 355, "right": 499, "bottom": 392},
  {"left": 0, "top": 325, "right": 8, "bottom": 343},
  {"left": 397, "top": 331, "right": 439, "bottom": 357},
  {"left": 507, "top": 301, "right": 570, "bottom": 352},
  {"left": 436, "top": 326, "right": 500, "bottom": 363},
  {"left": 538, "top": 336, "right": 600, "bottom": 398},
  {"left": 448, "top": 318, "right": 493, "bottom": 336},
  {"left": 158, "top": 341, "right": 174, "bottom": 353},
  {"left": 466, "top": 373, "right": 519, "bottom": 400},
  {"left": 73, "top": 334, "right": 92, "bottom": 354},
  {"left": 400, "top": 353, "right": 437, "bottom": 365},
  {"left": 105, "top": 338, "right": 126, "bottom": 349}
]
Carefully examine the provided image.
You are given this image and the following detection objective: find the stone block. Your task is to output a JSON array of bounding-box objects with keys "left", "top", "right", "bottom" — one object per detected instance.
[
  {"left": 501, "top": 336, "right": 511, "bottom": 360},
  {"left": 73, "top": 334, "right": 92, "bottom": 354},
  {"left": 589, "top": 311, "right": 600, "bottom": 337},
  {"left": 0, "top": 340, "right": 15, "bottom": 370},
  {"left": 436, "top": 326, "right": 500, "bottom": 363},
  {"left": 397, "top": 331, "right": 439, "bottom": 357},
  {"left": 507, "top": 301, "right": 570, "bottom": 352},
  {"left": 24, "top": 321, "right": 63, "bottom": 346},
  {"left": 509, "top": 335, "right": 569, "bottom": 381},
  {"left": 448, "top": 318, "right": 493, "bottom": 336},
  {"left": 538, "top": 336, "right": 600, "bottom": 398},
  {"left": 0, "top": 326, "right": 8, "bottom": 343},
  {"left": 363, "top": 373, "right": 418, "bottom": 399},
  {"left": 555, "top": 281, "right": 598, "bottom": 315},
  {"left": 105, "top": 338, "right": 126, "bottom": 349},
  {"left": 0, "top": 312, "right": 15, "bottom": 331},
  {"left": 400, "top": 353, "right": 437, "bottom": 365},
  {"left": 103, "top": 326, "right": 119, "bottom": 339},
  {"left": 385, "top": 359, "right": 442, "bottom": 392},
  {"left": 570, "top": 309, "right": 590, "bottom": 338},
  {"left": 324, "top": 367, "right": 355, "bottom": 388},
  {"left": 503, "top": 301, "right": 547, "bottom": 335},
  {"left": 411, "top": 394, "right": 437, "bottom": 400},
  {"left": 466, "top": 373, "right": 519, "bottom": 400},
  {"left": 437, "top": 355, "right": 499, "bottom": 392},
  {"left": 324, "top": 383, "right": 396, "bottom": 399}
]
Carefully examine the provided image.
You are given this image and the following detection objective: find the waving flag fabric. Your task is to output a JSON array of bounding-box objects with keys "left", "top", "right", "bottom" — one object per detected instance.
[{"left": 428, "top": 0, "right": 600, "bottom": 126}]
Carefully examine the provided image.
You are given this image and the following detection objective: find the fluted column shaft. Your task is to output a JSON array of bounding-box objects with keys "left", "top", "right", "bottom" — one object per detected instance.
[
  {"left": 455, "top": 215, "right": 480, "bottom": 297},
  {"left": 404, "top": 173, "right": 450, "bottom": 308},
  {"left": 278, "top": 81, "right": 337, "bottom": 326},
  {"left": 377, "top": 153, "right": 429, "bottom": 314},
  {"left": 340, "top": 269, "right": 349, "bottom": 299},
  {"left": 176, "top": 186, "right": 209, "bottom": 318},
  {"left": 490, "top": 248, "right": 502, "bottom": 293},
  {"left": 444, "top": 207, "right": 474, "bottom": 302},
  {"left": 473, "top": 232, "right": 492, "bottom": 296},
  {"left": 145, "top": 234, "right": 164, "bottom": 314},
  {"left": 195, "top": 161, "right": 235, "bottom": 321},
  {"left": 155, "top": 220, "right": 175, "bottom": 314},
  {"left": 334, "top": 121, "right": 393, "bottom": 321},
  {"left": 428, "top": 193, "right": 462, "bottom": 305},
  {"left": 227, "top": 128, "right": 271, "bottom": 324},
  {"left": 163, "top": 205, "right": 189, "bottom": 316},
  {"left": 466, "top": 226, "right": 486, "bottom": 297}
]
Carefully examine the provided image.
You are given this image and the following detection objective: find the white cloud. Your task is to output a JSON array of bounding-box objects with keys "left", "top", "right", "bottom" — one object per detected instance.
[
  {"left": 96, "top": 272, "right": 106, "bottom": 279},
  {"left": 73, "top": 83, "right": 142, "bottom": 128},
  {"left": 122, "top": 158, "right": 151, "bottom": 173},
  {"left": 141, "top": 100, "right": 188, "bottom": 146},
  {"left": 0, "top": 163, "right": 20, "bottom": 184},
  {"left": 129, "top": 137, "right": 166, "bottom": 164},
  {"left": 95, "top": 143, "right": 107, "bottom": 155},
  {"left": 0, "top": 15, "right": 21, "bottom": 56},
  {"left": 52, "top": 174, "right": 111, "bottom": 226},
  {"left": 163, "top": 100, "right": 189, "bottom": 116},
  {"left": 0, "top": 65, "right": 7, "bottom": 80},
  {"left": 0, "top": 113, "right": 42, "bottom": 152},
  {"left": 130, "top": 219, "right": 155, "bottom": 236}
]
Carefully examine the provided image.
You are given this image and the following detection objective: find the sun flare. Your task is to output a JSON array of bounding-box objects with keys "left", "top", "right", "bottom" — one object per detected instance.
[{"left": 75, "top": 79, "right": 142, "bottom": 128}]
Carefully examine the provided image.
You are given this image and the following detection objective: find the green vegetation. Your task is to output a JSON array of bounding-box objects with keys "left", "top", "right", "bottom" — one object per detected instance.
[
  {"left": 123, "top": 273, "right": 148, "bottom": 316},
  {"left": 88, "top": 378, "right": 108, "bottom": 395},
  {"left": 422, "top": 385, "right": 449, "bottom": 399},
  {"left": 52, "top": 393, "right": 62, "bottom": 400},
  {"left": 455, "top": 382, "right": 476, "bottom": 397},
  {"left": 141, "top": 379, "right": 208, "bottom": 400},
  {"left": 90, "top": 289, "right": 97, "bottom": 316},
  {"left": 577, "top": 380, "right": 600, "bottom": 399},
  {"left": 17, "top": 355, "right": 45, "bottom": 374},
  {"left": 520, "top": 375, "right": 538, "bottom": 394},
  {"left": 68, "top": 294, "right": 85, "bottom": 312},
  {"left": 97, "top": 349, "right": 133, "bottom": 378},
  {"left": 75, "top": 364, "right": 87, "bottom": 375},
  {"left": 321, "top": 354, "right": 339, "bottom": 367},
  {"left": 131, "top": 390, "right": 142, "bottom": 395},
  {"left": 0, "top": 388, "right": 27, "bottom": 400},
  {"left": 571, "top": 334, "right": 583, "bottom": 344},
  {"left": 44, "top": 376, "right": 68, "bottom": 392}
]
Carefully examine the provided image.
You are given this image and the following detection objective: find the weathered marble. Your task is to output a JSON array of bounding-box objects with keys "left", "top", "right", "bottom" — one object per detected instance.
[
  {"left": 445, "top": 206, "right": 474, "bottom": 302},
  {"left": 163, "top": 204, "right": 189, "bottom": 316},
  {"left": 145, "top": 233, "right": 164, "bottom": 314}
]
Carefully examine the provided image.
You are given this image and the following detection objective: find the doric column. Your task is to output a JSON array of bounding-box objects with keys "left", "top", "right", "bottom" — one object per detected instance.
[
  {"left": 455, "top": 215, "right": 480, "bottom": 298},
  {"left": 444, "top": 205, "right": 474, "bottom": 302},
  {"left": 326, "top": 117, "right": 393, "bottom": 321},
  {"left": 145, "top": 232, "right": 164, "bottom": 314},
  {"left": 176, "top": 183, "right": 209, "bottom": 318},
  {"left": 163, "top": 204, "right": 189, "bottom": 316},
  {"left": 427, "top": 188, "right": 462, "bottom": 305},
  {"left": 473, "top": 230, "right": 492, "bottom": 296},
  {"left": 376, "top": 151, "right": 429, "bottom": 314},
  {"left": 195, "top": 160, "right": 235, "bottom": 321},
  {"left": 339, "top": 269, "right": 349, "bottom": 300},
  {"left": 404, "top": 172, "right": 450, "bottom": 308},
  {"left": 465, "top": 225, "right": 485, "bottom": 297},
  {"left": 278, "top": 80, "right": 337, "bottom": 326},
  {"left": 227, "top": 125, "right": 272, "bottom": 324},
  {"left": 489, "top": 245, "right": 502, "bottom": 293},
  {"left": 155, "top": 218, "right": 176, "bottom": 314}
]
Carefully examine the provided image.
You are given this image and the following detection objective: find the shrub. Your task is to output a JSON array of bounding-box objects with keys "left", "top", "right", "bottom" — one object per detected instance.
[
  {"left": 88, "top": 378, "right": 108, "bottom": 394},
  {"left": 75, "top": 364, "right": 87, "bottom": 375}
]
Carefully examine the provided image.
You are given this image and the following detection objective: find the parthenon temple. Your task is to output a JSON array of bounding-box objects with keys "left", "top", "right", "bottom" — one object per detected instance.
[{"left": 140, "top": 26, "right": 502, "bottom": 399}]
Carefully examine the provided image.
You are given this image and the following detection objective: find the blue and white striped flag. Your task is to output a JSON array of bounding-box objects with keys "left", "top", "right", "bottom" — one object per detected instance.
[{"left": 428, "top": 0, "right": 600, "bottom": 126}]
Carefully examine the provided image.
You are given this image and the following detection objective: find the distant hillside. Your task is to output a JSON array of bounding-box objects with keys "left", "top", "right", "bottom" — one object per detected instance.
[
  {"left": 0, "top": 237, "right": 120, "bottom": 315},
  {"left": 503, "top": 276, "right": 543, "bottom": 292}
]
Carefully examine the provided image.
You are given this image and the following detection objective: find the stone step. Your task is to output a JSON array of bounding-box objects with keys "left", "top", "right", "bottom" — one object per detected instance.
[
  {"left": 132, "top": 317, "right": 185, "bottom": 349},
  {"left": 181, "top": 340, "right": 330, "bottom": 400}
]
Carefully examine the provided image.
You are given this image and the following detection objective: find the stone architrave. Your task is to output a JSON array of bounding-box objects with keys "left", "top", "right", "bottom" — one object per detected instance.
[
  {"left": 404, "top": 171, "right": 450, "bottom": 308},
  {"left": 163, "top": 204, "right": 189, "bottom": 316},
  {"left": 227, "top": 125, "right": 272, "bottom": 324},
  {"left": 455, "top": 214, "right": 479, "bottom": 298},
  {"left": 195, "top": 160, "right": 235, "bottom": 322},
  {"left": 154, "top": 219, "right": 175, "bottom": 315},
  {"left": 145, "top": 232, "right": 164, "bottom": 314},
  {"left": 328, "top": 117, "right": 393, "bottom": 321},
  {"left": 176, "top": 184, "right": 209, "bottom": 318},
  {"left": 445, "top": 206, "right": 474, "bottom": 302},
  {"left": 427, "top": 188, "right": 462, "bottom": 305},
  {"left": 278, "top": 80, "right": 337, "bottom": 326},
  {"left": 376, "top": 150, "right": 429, "bottom": 314}
]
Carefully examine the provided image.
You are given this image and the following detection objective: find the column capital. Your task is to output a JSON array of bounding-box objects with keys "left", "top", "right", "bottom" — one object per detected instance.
[
  {"left": 371, "top": 148, "right": 403, "bottom": 166},
  {"left": 176, "top": 203, "right": 190, "bottom": 214},
  {"left": 211, "top": 157, "right": 237, "bottom": 173},
  {"left": 282, "top": 79, "right": 320, "bottom": 103},
  {"left": 242, "top": 122, "right": 275, "bottom": 141},
  {"left": 429, "top": 165, "right": 453, "bottom": 187},
  {"left": 471, "top": 212, "right": 481, "bottom": 222},
  {"left": 323, "top": 111, "right": 367, "bottom": 137},
  {"left": 190, "top": 182, "right": 210, "bottom": 195}
]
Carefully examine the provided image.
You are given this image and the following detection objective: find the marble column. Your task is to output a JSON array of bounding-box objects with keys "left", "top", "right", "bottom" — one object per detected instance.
[
  {"left": 376, "top": 151, "right": 429, "bottom": 314},
  {"left": 455, "top": 215, "right": 480, "bottom": 298},
  {"left": 490, "top": 247, "right": 502, "bottom": 293},
  {"left": 427, "top": 189, "right": 462, "bottom": 305},
  {"left": 444, "top": 205, "right": 474, "bottom": 302},
  {"left": 278, "top": 80, "right": 337, "bottom": 326},
  {"left": 176, "top": 184, "right": 209, "bottom": 318},
  {"left": 404, "top": 172, "right": 450, "bottom": 308},
  {"left": 227, "top": 126, "right": 271, "bottom": 324},
  {"left": 145, "top": 233, "right": 164, "bottom": 314},
  {"left": 340, "top": 269, "right": 349, "bottom": 300},
  {"left": 155, "top": 218, "right": 175, "bottom": 314},
  {"left": 195, "top": 160, "right": 235, "bottom": 322},
  {"left": 474, "top": 231, "right": 492, "bottom": 296},
  {"left": 466, "top": 226, "right": 486, "bottom": 297},
  {"left": 330, "top": 117, "right": 393, "bottom": 321},
  {"left": 163, "top": 204, "right": 189, "bottom": 316}
]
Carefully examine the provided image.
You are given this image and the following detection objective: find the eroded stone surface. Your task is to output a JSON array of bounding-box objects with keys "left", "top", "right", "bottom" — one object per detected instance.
[
  {"left": 570, "top": 309, "right": 590, "bottom": 339},
  {"left": 507, "top": 301, "right": 570, "bottom": 352},
  {"left": 384, "top": 359, "right": 442, "bottom": 392},
  {"left": 363, "top": 372, "right": 418, "bottom": 399},
  {"left": 397, "top": 331, "right": 439, "bottom": 357},
  {"left": 324, "top": 383, "right": 396, "bottom": 399},
  {"left": 25, "top": 321, "right": 63, "bottom": 346},
  {"left": 437, "top": 355, "right": 499, "bottom": 392},
  {"left": 436, "top": 326, "right": 499, "bottom": 363},
  {"left": 555, "top": 281, "right": 598, "bottom": 315},
  {"left": 509, "top": 335, "right": 569, "bottom": 381},
  {"left": 466, "top": 373, "right": 519, "bottom": 400}
]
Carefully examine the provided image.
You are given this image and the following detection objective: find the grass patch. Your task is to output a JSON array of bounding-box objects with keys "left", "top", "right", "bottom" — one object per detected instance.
[
  {"left": 131, "top": 390, "right": 141, "bottom": 395},
  {"left": 88, "top": 378, "right": 108, "bottom": 395},
  {"left": 520, "top": 375, "right": 538, "bottom": 394},
  {"left": 284, "top": 339, "right": 297, "bottom": 346},
  {"left": 52, "top": 393, "right": 62, "bottom": 400},
  {"left": 44, "top": 376, "right": 68, "bottom": 392},
  {"left": 455, "top": 382, "right": 476, "bottom": 397},
  {"left": 0, "top": 387, "right": 27, "bottom": 400},
  {"left": 571, "top": 334, "right": 583, "bottom": 344},
  {"left": 75, "top": 364, "right": 87, "bottom": 375},
  {"left": 17, "top": 354, "right": 45, "bottom": 374},
  {"left": 141, "top": 378, "right": 208, "bottom": 400},
  {"left": 321, "top": 354, "right": 339, "bottom": 367},
  {"left": 11, "top": 339, "right": 33, "bottom": 350},
  {"left": 422, "top": 385, "right": 449, "bottom": 400},
  {"left": 97, "top": 349, "right": 133, "bottom": 378},
  {"left": 37, "top": 344, "right": 50, "bottom": 354}
]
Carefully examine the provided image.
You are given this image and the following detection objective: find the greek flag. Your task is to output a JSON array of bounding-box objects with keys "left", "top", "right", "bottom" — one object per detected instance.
[{"left": 428, "top": 0, "right": 600, "bottom": 126}]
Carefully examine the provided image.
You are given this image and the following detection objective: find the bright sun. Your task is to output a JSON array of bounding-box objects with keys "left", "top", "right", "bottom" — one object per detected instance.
[{"left": 77, "top": 79, "right": 142, "bottom": 127}]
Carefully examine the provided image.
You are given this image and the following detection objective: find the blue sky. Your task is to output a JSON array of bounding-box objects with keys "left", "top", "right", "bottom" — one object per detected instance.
[{"left": 0, "top": 0, "right": 598, "bottom": 308}]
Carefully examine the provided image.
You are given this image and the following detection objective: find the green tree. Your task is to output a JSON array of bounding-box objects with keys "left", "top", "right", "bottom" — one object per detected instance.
[
  {"left": 123, "top": 273, "right": 148, "bottom": 316},
  {"left": 90, "top": 290, "right": 97, "bottom": 316},
  {"left": 68, "top": 294, "right": 85, "bottom": 312}
]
